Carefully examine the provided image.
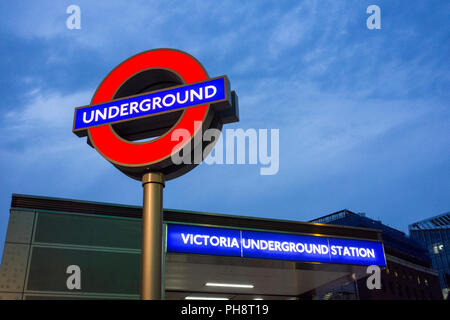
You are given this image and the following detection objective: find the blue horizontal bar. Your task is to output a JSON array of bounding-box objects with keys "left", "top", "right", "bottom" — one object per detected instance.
[
  {"left": 74, "top": 77, "right": 226, "bottom": 131},
  {"left": 166, "top": 224, "right": 386, "bottom": 267}
]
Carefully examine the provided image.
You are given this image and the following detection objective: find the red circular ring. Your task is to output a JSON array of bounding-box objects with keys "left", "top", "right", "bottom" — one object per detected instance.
[{"left": 88, "top": 49, "right": 209, "bottom": 166}]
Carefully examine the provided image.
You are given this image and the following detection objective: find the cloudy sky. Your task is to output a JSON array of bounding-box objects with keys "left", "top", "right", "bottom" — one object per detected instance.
[{"left": 0, "top": 1, "right": 449, "bottom": 257}]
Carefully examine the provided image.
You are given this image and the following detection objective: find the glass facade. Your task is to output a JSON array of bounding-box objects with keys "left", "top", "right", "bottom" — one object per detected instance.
[
  {"left": 409, "top": 213, "right": 450, "bottom": 298},
  {"left": 0, "top": 208, "right": 142, "bottom": 299}
]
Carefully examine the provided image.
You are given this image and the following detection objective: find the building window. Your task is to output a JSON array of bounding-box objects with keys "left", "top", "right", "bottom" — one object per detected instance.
[{"left": 433, "top": 244, "right": 444, "bottom": 254}]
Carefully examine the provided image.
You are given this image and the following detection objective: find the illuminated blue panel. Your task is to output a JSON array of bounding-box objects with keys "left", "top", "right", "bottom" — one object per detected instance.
[
  {"left": 73, "top": 77, "right": 227, "bottom": 131},
  {"left": 166, "top": 224, "right": 241, "bottom": 257},
  {"left": 241, "top": 230, "right": 331, "bottom": 263},
  {"left": 328, "top": 237, "right": 385, "bottom": 266},
  {"left": 166, "top": 224, "right": 386, "bottom": 267},
  {"left": 242, "top": 230, "right": 386, "bottom": 266}
]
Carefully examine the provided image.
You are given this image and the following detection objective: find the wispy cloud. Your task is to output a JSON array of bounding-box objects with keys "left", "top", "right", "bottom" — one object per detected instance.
[{"left": 0, "top": 88, "right": 110, "bottom": 192}]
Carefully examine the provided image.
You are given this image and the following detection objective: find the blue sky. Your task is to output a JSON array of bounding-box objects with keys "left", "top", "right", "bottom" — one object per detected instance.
[{"left": 0, "top": 1, "right": 449, "bottom": 257}]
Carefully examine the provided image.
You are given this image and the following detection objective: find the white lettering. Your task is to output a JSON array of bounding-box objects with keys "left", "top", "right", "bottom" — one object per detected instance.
[
  {"left": 139, "top": 99, "right": 151, "bottom": 112},
  {"left": 82, "top": 110, "right": 94, "bottom": 124},
  {"left": 120, "top": 103, "right": 129, "bottom": 116},
  {"left": 162, "top": 94, "right": 176, "bottom": 107},
  {"left": 181, "top": 233, "right": 191, "bottom": 244},
  {"left": 108, "top": 106, "right": 120, "bottom": 119},
  {"left": 205, "top": 85, "right": 217, "bottom": 99},
  {"left": 190, "top": 88, "right": 203, "bottom": 102},
  {"left": 95, "top": 108, "right": 107, "bottom": 122}
]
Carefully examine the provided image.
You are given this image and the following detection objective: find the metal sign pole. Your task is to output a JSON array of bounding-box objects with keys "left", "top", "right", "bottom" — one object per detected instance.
[
  {"left": 141, "top": 172, "right": 165, "bottom": 300},
  {"left": 72, "top": 49, "right": 238, "bottom": 299}
]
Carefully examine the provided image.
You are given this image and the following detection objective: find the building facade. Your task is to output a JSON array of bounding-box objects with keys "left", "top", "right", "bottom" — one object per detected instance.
[
  {"left": 2, "top": 195, "right": 443, "bottom": 300},
  {"left": 1, "top": 194, "right": 386, "bottom": 300},
  {"left": 311, "top": 210, "right": 443, "bottom": 300},
  {"left": 409, "top": 212, "right": 450, "bottom": 299}
]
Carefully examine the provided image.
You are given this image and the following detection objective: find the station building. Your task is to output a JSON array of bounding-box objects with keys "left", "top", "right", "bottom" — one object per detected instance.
[{"left": 0, "top": 194, "right": 433, "bottom": 300}]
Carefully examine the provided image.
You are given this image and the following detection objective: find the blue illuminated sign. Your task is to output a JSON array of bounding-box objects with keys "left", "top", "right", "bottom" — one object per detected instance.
[
  {"left": 166, "top": 224, "right": 386, "bottom": 267},
  {"left": 73, "top": 76, "right": 228, "bottom": 132}
]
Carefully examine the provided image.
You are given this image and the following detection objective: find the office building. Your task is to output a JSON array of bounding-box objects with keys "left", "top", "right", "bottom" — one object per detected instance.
[{"left": 409, "top": 212, "right": 450, "bottom": 299}]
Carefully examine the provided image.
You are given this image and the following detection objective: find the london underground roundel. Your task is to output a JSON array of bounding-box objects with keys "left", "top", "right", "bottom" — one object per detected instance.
[{"left": 73, "top": 49, "right": 239, "bottom": 180}]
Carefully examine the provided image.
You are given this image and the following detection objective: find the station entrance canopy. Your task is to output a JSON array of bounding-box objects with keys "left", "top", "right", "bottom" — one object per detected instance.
[{"left": 0, "top": 194, "right": 386, "bottom": 300}]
